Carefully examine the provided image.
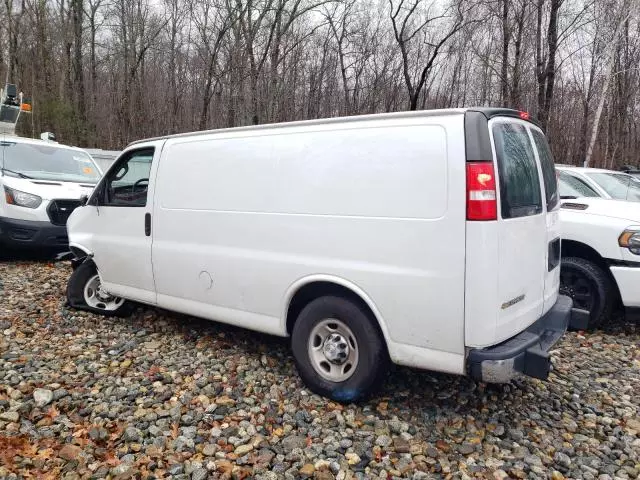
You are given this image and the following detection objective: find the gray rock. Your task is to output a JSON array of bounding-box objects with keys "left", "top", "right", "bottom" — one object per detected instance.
[
  {"left": 169, "top": 464, "right": 184, "bottom": 475},
  {"left": 89, "top": 426, "right": 108, "bottom": 441},
  {"left": 33, "top": 388, "right": 53, "bottom": 407},
  {"left": 375, "top": 435, "right": 392, "bottom": 447},
  {"left": 339, "top": 438, "right": 353, "bottom": 449},
  {"left": 525, "top": 455, "right": 543, "bottom": 466},
  {"left": 564, "top": 419, "right": 579, "bottom": 433},
  {"left": 281, "top": 435, "right": 307, "bottom": 452},
  {"left": 554, "top": 451, "right": 572, "bottom": 468},
  {"left": 110, "top": 464, "right": 132, "bottom": 476},
  {"left": 202, "top": 443, "right": 217, "bottom": 456},
  {"left": 459, "top": 443, "right": 475, "bottom": 455},
  {"left": 174, "top": 436, "right": 195, "bottom": 452},
  {"left": 191, "top": 468, "right": 208, "bottom": 480},
  {"left": 122, "top": 426, "right": 140, "bottom": 442},
  {"left": 255, "top": 473, "right": 279, "bottom": 480},
  {"left": 388, "top": 420, "right": 408, "bottom": 434},
  {"left": 0, "top": 411, "right": 19, "bottom": 422}
]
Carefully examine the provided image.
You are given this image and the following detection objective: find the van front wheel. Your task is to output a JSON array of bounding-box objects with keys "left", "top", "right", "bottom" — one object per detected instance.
[
  {"left": 66, "top": 261, "right": 132, "bottom": 317},
  {"left": 291, "top": 296, "right": 388, "bottom": 402},
  {"left": 560, "top": 256, "right": 615, "bottom": 330}
]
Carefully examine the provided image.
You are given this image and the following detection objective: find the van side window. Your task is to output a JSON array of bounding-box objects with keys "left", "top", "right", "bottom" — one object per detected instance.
[
  {"left": 100, "top": 148, "right": 154, "bottom": 207},
  {"left": 531, "top": 129, "right": 559, "bottom": 211},
  {"left": 493, "top": 123, "right": 542, "bottom": 219}
]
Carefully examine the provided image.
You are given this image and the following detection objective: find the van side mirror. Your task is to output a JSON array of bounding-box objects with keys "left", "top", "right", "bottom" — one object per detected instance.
[{"left": 79, "top": 194, "right": 89, "bottom": 206}]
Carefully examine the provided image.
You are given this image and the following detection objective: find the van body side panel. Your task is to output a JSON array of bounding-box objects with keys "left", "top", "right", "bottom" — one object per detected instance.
[{"left": 151, "top": 116, "right": 467, "bottom": 361}]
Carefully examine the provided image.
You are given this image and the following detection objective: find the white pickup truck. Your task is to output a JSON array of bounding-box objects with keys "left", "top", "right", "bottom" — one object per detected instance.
[{"left": 558, "top": 170, "right": 640, "bottom": 329}]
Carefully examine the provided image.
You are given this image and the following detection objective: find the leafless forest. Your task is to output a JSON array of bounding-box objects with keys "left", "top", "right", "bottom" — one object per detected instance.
[{"left": 1, "top": 0, "right": 638, "bottom": 167}]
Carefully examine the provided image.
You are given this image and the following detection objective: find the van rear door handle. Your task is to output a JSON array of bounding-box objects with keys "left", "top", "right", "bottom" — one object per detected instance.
[{"left": 145, "top": 213, "right": 151, "bottom": 236}]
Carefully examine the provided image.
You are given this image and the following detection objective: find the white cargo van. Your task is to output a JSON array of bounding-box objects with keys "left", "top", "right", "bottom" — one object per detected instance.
[
  {"left": 0, "top": 135, "right": 102, "bottom": 250},
  {"left": 66, "top": 109, "right": 585, "bottom": 401}
]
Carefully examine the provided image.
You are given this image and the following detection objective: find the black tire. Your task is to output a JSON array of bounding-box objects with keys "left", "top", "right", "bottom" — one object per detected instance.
[
  {"left": 291, "top": 296, "right": 389, "bottom": 402},
  {"left": 66, "top": 260, "right": 133, "bottom": 317},
  {"left": 560, "top": 256, "right": 615, "bottom": 330}
]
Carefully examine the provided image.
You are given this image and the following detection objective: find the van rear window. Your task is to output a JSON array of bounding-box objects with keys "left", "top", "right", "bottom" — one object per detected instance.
[
  {"left": 531, "top": 129, "right": 559, "bottom": 211},
  {"left": 492, "top": 123, "right": 542, "bottom": 219}
]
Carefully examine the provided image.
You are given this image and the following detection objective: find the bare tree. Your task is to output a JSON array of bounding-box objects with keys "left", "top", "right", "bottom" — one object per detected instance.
[
  {"left": 584, "top": 0, "right": 634, "bottom": 167},
  {"left": 0, "top": 0, "right": 638, "bottom": 171},
  {"left": 389, "top": 0, "right": 470, "bottom": 110}
]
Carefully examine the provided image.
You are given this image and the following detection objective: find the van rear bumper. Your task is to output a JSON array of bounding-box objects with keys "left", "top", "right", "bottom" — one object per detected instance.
[{"left": 467, "top": 295, "right": 588, "bottom": 383}]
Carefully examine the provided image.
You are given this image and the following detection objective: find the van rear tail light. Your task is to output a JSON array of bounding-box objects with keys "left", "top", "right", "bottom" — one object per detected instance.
[{"left": 467, "top": 162, "right": 497, "bottom": 221}]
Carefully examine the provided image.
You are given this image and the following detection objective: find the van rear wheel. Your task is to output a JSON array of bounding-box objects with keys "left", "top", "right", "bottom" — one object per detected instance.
[
  {"left": 560, "top": 256, "right": 615, "bottom": 330},
  {"left": 291, "top": 296, "right": 388, "bottom": 402},
  {"left": 66, "top": 261, "right": 132, "bottom": 317}
]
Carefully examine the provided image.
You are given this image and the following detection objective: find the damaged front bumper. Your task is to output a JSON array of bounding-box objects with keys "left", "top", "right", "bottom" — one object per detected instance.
[
  {"left": 55, "top": 248, "right": 91, "bottom": 269},
  {"left": 467, "top": 295, "right": 589, "bottom": 383}
]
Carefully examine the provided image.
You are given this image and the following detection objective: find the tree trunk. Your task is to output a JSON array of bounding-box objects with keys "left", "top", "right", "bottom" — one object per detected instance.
[
  {"left": 500, "top": 0, "right": 509, "bottom": 107},
  {"left": 72, "top": 0, "right": 86, "bottom": 143},
  {"left": 535, "top": 0, "right": 545, "bottom": 122},
  {"left": 584, "top": 1, "right": 630, "bottom": 167},
  {"left": 540, "top": 0, "right": 560, "bottom": 132}
]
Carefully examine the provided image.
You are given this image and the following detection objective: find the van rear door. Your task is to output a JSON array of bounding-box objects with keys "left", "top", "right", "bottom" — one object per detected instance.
[
  {"left": 491, "top": 118, "right": 547, "bottom": 341},
  {"left": 530, "top": 128, "right": 561, "bottom": 313},
  {"left": 463, "top": 110, "right": 554, "bottom": 347}
]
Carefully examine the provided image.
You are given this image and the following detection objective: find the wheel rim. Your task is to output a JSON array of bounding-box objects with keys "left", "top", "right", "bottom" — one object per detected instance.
[
  {"left": 560, "top": 268, "right": 596, "bottom": 313},
  {"left": 83, "top": 274, "right": 125, "bottom": 311},
  {"left": 308, "top": 318, "right": 359, "bottom": 382}
]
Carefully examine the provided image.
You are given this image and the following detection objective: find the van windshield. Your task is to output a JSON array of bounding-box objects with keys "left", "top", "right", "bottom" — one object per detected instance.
[
  {"left": 0, "top": 141, "right": 100, "bottom": 183},
  {"left": 585, "top": 172, "right": 640, "bottom": 202}
]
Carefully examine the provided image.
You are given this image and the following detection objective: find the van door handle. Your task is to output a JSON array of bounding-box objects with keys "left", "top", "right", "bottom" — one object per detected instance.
[{"left": 145, "top": 213, "right": 151, "bottom": 236}]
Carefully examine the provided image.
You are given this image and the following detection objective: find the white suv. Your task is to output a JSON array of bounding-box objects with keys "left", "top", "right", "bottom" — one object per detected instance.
[
  {"left": 0, "top": 135, "right": 102, "bottom": 250},
  {"left": 557, "top": 167, "right": 640, "bottom": 328}
]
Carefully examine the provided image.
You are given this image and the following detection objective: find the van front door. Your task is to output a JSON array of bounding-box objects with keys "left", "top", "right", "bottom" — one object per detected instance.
[{"left": 88, "top": 144, "right": 162, "bottom": 304}]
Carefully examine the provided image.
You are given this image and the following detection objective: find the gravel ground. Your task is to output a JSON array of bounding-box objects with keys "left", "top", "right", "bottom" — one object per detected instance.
[{"left": 0, "top": 260, "right": 639, "bottom": 480}]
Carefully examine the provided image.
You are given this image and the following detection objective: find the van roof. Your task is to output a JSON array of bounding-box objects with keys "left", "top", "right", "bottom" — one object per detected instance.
[{"left": 127, "top": 107, "right": 537, "bottom": 148}]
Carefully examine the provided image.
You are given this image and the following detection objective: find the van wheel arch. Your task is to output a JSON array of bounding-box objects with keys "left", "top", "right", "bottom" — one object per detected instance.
[
  {"left": 286, "top": 281, "right": 387, "bottom": 344},
  {"left": 69, "top": 245, "right": 93, "bottom": 270}
]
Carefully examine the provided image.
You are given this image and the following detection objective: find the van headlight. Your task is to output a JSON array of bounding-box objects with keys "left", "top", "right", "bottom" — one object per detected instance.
[
  {"left": 3, "top": 186, "right": 42, "bottom": 209},
  {"left": 619, "top": 228, "right": 640, "bottom": 255}
]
